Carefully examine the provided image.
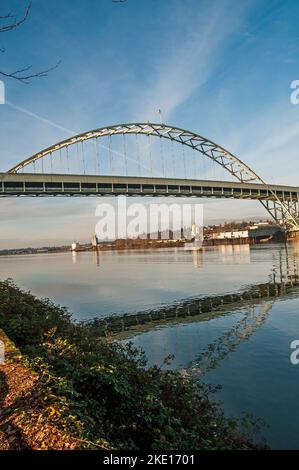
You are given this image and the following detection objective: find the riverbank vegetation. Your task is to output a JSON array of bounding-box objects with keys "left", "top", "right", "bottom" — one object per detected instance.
[{"left": 0, "top": 280, "right": 265, "bottom": 450}]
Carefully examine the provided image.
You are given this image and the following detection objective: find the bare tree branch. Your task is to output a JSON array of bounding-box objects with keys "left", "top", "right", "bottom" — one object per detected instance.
[
  {"left": 0, "top": 1, "right": 60, "bottom": 82},
  {"left": 0, "top": 1, "right": 31, "bottom": 33},
  {"left": 0, "top": 13, "right": 14, "bottom": 20},
  {"left": 0, "top": 60, "right": 61, "bottom": 83}
]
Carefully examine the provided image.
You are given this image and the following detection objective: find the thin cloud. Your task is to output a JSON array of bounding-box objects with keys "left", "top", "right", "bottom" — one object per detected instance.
[
  {"left": 133, "top": 0, "right": 252, "bottom": 121},
  {"left": 6, "top": 101, "right": 75, "bottom": 135}
]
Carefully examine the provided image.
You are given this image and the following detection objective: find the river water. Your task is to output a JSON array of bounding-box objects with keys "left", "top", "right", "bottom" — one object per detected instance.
[{"left": 0, "top": 243, "right": 299, "bottom": 449}]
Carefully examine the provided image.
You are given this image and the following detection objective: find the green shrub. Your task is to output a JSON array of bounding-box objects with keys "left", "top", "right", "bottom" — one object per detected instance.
[{"left": 0, "top": 279, "right": 263, "bottom": 450}]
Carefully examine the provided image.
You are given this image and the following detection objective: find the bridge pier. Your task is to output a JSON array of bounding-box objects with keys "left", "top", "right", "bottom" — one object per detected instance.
[{"left": 261, "top": 197, "right": 299, "bottom": 232}]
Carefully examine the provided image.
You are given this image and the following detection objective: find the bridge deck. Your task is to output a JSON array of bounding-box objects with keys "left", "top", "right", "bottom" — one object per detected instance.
[{"left": 0, "top": 173, "right": 298, "bottom": 201}]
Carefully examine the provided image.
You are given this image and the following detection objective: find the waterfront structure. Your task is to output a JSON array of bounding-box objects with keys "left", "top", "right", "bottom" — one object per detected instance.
[
  {"left": 71, "top": 242, "right": 80, "bottom": 252},
  {"left": 212, "top": 230, "right": 249, "bottom": 240},
  {"left": 92, "top": 235, "right": 99, "bottom": 250}
]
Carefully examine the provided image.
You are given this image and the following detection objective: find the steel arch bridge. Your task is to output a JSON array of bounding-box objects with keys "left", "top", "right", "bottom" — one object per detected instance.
[{"left": 3, "top": 122, "right": 299, "bottom": 231}]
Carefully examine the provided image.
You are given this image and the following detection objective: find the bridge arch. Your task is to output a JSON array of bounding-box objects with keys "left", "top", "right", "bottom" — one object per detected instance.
[{"left": 8, "top": 123, "right": 299, "bottom": 231}]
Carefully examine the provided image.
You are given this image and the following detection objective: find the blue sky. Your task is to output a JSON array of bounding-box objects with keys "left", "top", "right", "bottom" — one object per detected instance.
[{"left": 0, "top": 0, "right": 299, "bottom": 248}]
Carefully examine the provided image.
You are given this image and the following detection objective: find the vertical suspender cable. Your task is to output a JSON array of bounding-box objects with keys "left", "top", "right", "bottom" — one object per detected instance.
[
  {"left": 136, "top": 134, "right": 141, "bottom": 176},
  {"left": 182, "top": 143, "right": 186, "bottom": 179},
  {"left": 123, "top": 134, "right": 128, "bottom": 176},
  {"left": 76, "top": 143, "right": 80, "bottom": 174},
  {"left": 109, "top": 135, "right": 113, "bottom": 175},
  {"left": 94, "top": 139, "right": 97, "bottom": 175},
  {"left": 148, "top": 135, "right": 152, "bottom": 176},
  {"left": 160, "top": 136, "right": 165, "bottom": 177},
  {"left": 81, "top": 141, "right": 86, "bottom": 175},
  {"left": 66, "top": 146, "right": 70, "bottom": 174},
  {"left": 192, "top": 147, "right": 196, "bottom": 179},
  {"left": 59, "top": 148, "right": 63, "bottom": 173},
  {"left": 171, "top": 138, "right": 175, "bottom": 178},
  {"left": 96, "top": 137, "right": 100, "bottom": 175}
]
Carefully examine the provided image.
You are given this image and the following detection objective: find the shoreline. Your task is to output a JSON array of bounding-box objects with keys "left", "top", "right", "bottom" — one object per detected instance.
[
  {"left": 1, "top": 236, "right": 298, "bottom": 258},
  {"left": 0, "top": 279, "right": 264, "bottom": 450}
]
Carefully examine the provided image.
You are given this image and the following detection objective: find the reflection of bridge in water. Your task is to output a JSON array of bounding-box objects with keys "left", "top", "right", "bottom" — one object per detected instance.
[
  {"left": 188, "top": 302, "right": 276, "bottom": 376},
  {"left": 188, "top": 245, "right": 299, "bottom": 376},
  {"left": 84, "top": 245, "right": 299, "bottom": 340},
  {"left": 81, "top": 244, "right": 299, "bottom": 376},
  {"left": 1, "top": 123, "right": 299, "bottom": 231}
]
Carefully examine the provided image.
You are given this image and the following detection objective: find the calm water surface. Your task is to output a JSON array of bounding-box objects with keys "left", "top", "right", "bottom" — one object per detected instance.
[
  {"left": 0, "top": 242, "right": 299, "bottom": 449},
  {"left": 0, "top": 244, "right": 290, "bottom": 318}
]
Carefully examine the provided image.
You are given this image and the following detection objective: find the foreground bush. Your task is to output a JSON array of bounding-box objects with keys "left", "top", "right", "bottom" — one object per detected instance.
[{"left": 0, "top": 280, "right": 263, "bottom": 450}]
